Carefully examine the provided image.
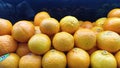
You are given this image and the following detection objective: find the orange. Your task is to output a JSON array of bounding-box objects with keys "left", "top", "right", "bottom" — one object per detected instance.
[
  {"left": 74, "top": 28, "right": 96, "bottom": 50},
  {"left": 34, "top": 11, "right": 50, "bottom": 26},
  {"left": 0, "top": 53, "right": 20, "bottom": 68},
  {"left": 0, "top": 35, "right": 17, "bottom": 56},
  {"left": 95, "top": 17, "right": 107, "bottom": 27},
  {"left": 42, "top": 49, "right": 66, "bottom": 68},
  {"left": 52, "top": 32, "right": 74, "bottom": 52},
  {"left": 80, "top": 21, "right": 93, "bottom": 29},
  {"left": 40, "top": 18, "right": 60, "bottom": 36},
  {"left": 97, "top": 31, "right": 120, "bottom": 53},
  {"left": 91, "top": 50, "right": 117, "bottom": 68},
  {"left": 87, "top": 46, "right": 98, "bottom": 55},
  {"left": 35, "top": 26, "right": 41, "bottom": 34},
  {"left": 103, "top": 17, "right": 120, "bottom": 34},
  {"left": 67, "top": 48, "right": 90, "bottom": 68},
  {"left": 12, "top": 20, "right": 35, "bottom": 42},
  {"left": 91, "top": 26, "right": 104, "bottom": 35},
  {"left": 79, "top": 20, "right": 84, "bottom": 26},
  {"left": 28, "top": 34, "right": 51, "bottom": 55},
  {"left": 16, "top": 43, "right": 30, "bottom": 57},
  {"left": 19, "top": 53, "right": 41, "bottom": 68},
  {"left": 115, "top": 51, "right": 120, "bottom": 68},
  {"left": 0, "top": 18, "right": 12, "bottom": 35},
  {"left": 60, "top": 16, "right": 80, "bottom": 34},
  {"left": 107, "top": 8, "right": 120, "bottom": 18}
]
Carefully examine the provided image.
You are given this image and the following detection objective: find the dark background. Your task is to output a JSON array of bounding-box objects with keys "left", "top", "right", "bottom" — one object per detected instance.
[{"left": 0, "top": 0, "right": 120, "bottom": 24}]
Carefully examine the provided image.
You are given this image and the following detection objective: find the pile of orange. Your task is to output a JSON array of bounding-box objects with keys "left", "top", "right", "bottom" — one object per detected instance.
[{"left": 0, "top": 8, "right": 120, "bottom": 68}]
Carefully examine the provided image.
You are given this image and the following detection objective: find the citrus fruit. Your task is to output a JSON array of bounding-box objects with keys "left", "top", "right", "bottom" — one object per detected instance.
[
  {"left": 0, "top": 18, "right": 12, "bottom": 35},
  {"left": 0, "top": 35, "right": 17, "bottom": 55},
  {"left": 67, "top": 48, "right": 90, "bottom": 68},
  {"left": 91, "top": 26, "right": 104, "bottom": 35},
  {"left": 19, "top": 53, "right": 41, "bottom": 68},
  {"left": 42, "top": 49, "right": 66, "bottom": 68},
  {"left": 107, "top": 8, "right": 120, "bottom": 18},
  {"left": 74, "top": 28, "right": 96, "bottom": 50},
  {"left": 35, "top": 26, "right": 41, "bottom": 34},
  {"left": 97, "top": 31, "right": 120, "bottom": 53},
  {"left": 115, "top": 51, "right": 120, "bottom": 68},
  {"left": 34, "top": 11, "right": 50, "bottom": 26},
  {"left": 52, "top": 32, "right": 74, "bottom": 52},
  {"left": 40, "top": 18, "right": 60, "bottom": 35},
  {"left": 16, "top": 43, "right": 30, "bottom": 57},
  {"left": 0, "top": 53, "right": 20, "bottom": 68},
  {"left": 87, "top": 46, "right": 98, "bottom": 55},
  {"left": 28, "top": 34, "right": 51, "bottom": 55},
  {"left": 95, "top": 17, "right": 107, "bottom": 27},
  {"left": 103, "top": 17, "right": 120, "bottom": 34},
  {"left": 91, "top": 50, "right": 117, "bottom": 68},
  {"left": 79, "top": 20, "right": 84, "bottom": 26},
  {"left": 60, "top": 16, "right": 79, "bottom": 34},
  {"left": 80, "top": 21, "right": 93, "bottom": 29},
  {"left": 12, "top": 20, "right": 35, "bottom": 42}
]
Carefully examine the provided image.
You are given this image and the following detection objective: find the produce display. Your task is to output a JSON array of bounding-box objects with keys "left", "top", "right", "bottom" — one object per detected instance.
[{"left": 0, "top": 8, "right": 120, "bottom": 68}]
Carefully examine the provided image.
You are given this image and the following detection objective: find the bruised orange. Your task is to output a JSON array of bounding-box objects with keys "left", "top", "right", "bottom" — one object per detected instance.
[
  {"left": 34, "top": 11, "right": 50, "bottom": 26},
  {"left": 0, "top": 18, "right": 12, "bottom": 35},
  {"left": 12, "top": 20, "right": 35, "bottom": 42}
]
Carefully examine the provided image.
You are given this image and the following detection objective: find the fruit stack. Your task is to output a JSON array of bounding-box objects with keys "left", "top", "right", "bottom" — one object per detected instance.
[{"left": 0, "top": 8, "right": 120, "bottom": 68}]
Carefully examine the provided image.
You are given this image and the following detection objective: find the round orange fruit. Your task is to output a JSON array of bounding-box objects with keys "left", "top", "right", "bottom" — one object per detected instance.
[
  {"left": 103, "top": 17, "right": 120, "bottom": 34},
  {"left": 19, "top": 53, "right": 41, "bottom": 68},
  {"left": 0, "top": 35, "right": 17, "bottom": 56},
  {"left": 91, "top": 50, "right": 117, "bottom": 68},
  {"left": 0, "top": 53, "right": 20, "bottom": 68},
  {"left": 80, "top": 21, "right": 93, "bottom": 29},
  {"left": 42, "top": 49, "right": 66, "bottom": 68},
  {"left": 34, "top": 11, "right": 50, "bottom": 26},
  {"left": 115, "top": 51, "right": 120, "bottom": 68},
  {"left": 40, "top": 18, "right": 60, "bottom": 36},
  {"left": 35, "top": 26, "right": 41, "bottom": 34},
  {"left": 67, "top": 48, "right": 90, "bottom": 68},
  {"left": 60, "top": 16, "right": 80, "bottom": 34},
  {"left": 52, "top": 32, "right": 74, "bottom": 52},
  {"left": 107, "top": 8, "right": 120, "bottom": 18},
  {"left": 97, "top": 31, "right": 120, "bottom": 53},
  {"left": 0, "top": 18, "right": 12, "bottom": 35},
  {"left": 95, "top": 17, "right": 107, "bottom": 27},
  {"left": 28, "top": 34, "right": 51, "bottom": 55},
  {"left": 74, "top": 28, "right": 96, "bottom": 50},
  {"left": 12, "top": 20, "right": 35, "bottom": 42},
  {"left": 16, "top": 43, "right": 30, "bottom": 57},
  {"left": 91, "top": 26, "right": 104, "bottom": 35}
]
